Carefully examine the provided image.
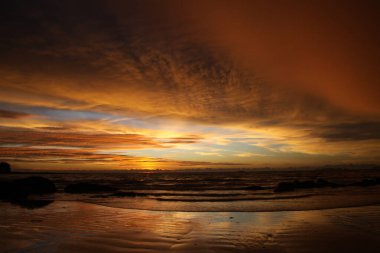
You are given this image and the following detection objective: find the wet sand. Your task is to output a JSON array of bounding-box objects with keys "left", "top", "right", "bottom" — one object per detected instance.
[{"left": 1, "top": 201, "right": 379, "bottom": 253}]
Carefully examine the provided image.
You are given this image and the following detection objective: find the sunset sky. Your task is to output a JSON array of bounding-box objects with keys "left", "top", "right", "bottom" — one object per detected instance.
[{"left": 0, "top": 0, "right": 379, "bottom": 170}]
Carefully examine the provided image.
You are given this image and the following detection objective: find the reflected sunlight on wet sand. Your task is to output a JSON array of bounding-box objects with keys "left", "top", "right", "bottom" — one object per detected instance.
[{"left": 1, "top": 201, "right": 379, "bottom": 253}]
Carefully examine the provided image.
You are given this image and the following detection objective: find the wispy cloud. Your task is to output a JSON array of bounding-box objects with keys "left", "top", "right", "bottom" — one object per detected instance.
[
  {"left": 0, "top": 109, "right": 31, "bottom": 119},
  {"left": 235, "top": 153, "right": 269, "bottom": 158},
  {"left": 0, "top": 1, "right": 379, "bottom": 169},
  {"left": 195, "top": 152, "right": 222, "bottom": 156},
  {"left": 0, "top": 127, "right": 204, "bottom": 150},
  {"left": 0, "top": 146, "right": 246, "bottom": 170}
]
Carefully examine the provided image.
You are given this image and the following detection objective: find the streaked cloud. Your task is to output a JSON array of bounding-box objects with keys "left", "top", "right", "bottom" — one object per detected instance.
[
  {"left": 195, "top": 152, "right": 222, "bottom": 157},
  {"left": 235, "top": 153, "right": 269, "bottom": 158},
  {"left": 0, "top": 0, "right": 379, "bottom": 170},
  {"left": 0, "top": 126, "right": 204, "bottom": 150},
  {"left": 0, "top": 109, "right": 31, "bottom": 119},
  {"left": 0, "top": 146, "right": 246, "bottom": 170}
]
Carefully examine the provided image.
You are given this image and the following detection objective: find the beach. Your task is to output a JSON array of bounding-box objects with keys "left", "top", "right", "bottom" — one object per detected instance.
[
  {"left": 1, "top": 201, "right": 379, "bottom": 253},
  {"left": 1, "top": 0, "right": 380, "bottom": 252}
]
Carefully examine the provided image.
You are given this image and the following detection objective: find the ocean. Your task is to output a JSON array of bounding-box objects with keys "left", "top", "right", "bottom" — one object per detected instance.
[{"left": 1, "top": 168, "right": 380, "bottom": 212}]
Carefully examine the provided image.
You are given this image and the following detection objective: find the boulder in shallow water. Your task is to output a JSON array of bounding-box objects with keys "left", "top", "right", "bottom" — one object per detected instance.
[
  {"left": 355, "top": 178, "right": 379, "bottom": 187},
  {"left": 0, "top": 181, "right": 28, "bottom": 199},
  {"left": 274, "top": 181, "right": 295, "bottom": 192},
  {"left": 64, "top": 183, "right": 117, "bottom": 193},
  {"left": 110, "top": 191, "right": 148, "bottom": 197},
  {"left": 315, "top": 178, "right": 338, "bottom": 188},
  {"left": 13, "top": 199, "right": 54, "bottom": 209},
  {"left": 0, "top": 176, "right": 56, "bottom": 201},
  {"left": 13, "top": 176, "right": 57, "bottom": 194},
  {"left": 293, "top": 180, "right": 316, "bottom": 189},
  {"left": 245, "top": 185, "right": 265, "bottom": 190}
]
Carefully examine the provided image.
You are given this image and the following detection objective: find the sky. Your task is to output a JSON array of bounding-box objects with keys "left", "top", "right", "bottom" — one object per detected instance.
[{"left": 0, "top": 0, "right": 379, "bottom": 170}]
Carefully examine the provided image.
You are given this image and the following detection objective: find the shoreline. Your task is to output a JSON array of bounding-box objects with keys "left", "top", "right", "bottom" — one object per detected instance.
[
  {"left": 4, "top": 198, "right": 380, "bottom": 213},
  {"left": 81, "top": 200, "right": 380, "bottom": 213}
]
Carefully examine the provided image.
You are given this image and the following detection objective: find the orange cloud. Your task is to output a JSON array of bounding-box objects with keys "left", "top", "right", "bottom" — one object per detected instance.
[
  {"left": 0, "top": 109, "right": 31, "bottom": 119},
  {"left": 169, "top": 0, "right": 380, "bottom": 116},
  {"left": 0, "top": 127, "right": 204, "bottom": 150},
  {"left": 0, "top": 1, "right": 379, "bottom": 169},
  {"left": 0, "top": 146, "right": 246, "bottom": 170}
]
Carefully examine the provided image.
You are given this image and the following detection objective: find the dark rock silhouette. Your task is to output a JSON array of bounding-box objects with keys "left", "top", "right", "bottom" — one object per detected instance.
[
  {"left": 0, "top": 176, "right": 56, "bottom": 203},
  {"left": 245, "top": 185, "right": 265, "bottom": 190},
  {"left": 0, "top": 162, "right": 11, "bottom": 173},
  {"left": 274, "top": 181, "right": 295, "bottom": 192},
  {"left": 353, "top": 178, "right": 380, "bottom": 187},
  {"left": 13, "top": 199, "right": 54, "bottom": 209},
  {"left": 64, "top": 183, "right": 117, "bottom": 193},
  {"left": 110, "top": 191, "right": 148, "bottom": 197},
  {"left": 13, "top": 176, "right": 57, "bottom": 194},
  {"left": 316, "top": 178, "right": 338, "bottom": 187},
  {"left": 293, "top": 180, "right": 316, "bottom": 189},
  {"left": 0, "top": 181, "right": 28, "bottom": 199}
]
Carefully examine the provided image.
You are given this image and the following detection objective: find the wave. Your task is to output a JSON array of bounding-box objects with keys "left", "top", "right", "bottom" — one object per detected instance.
[
  {"left": 85, "top": 186, "right": 380, "bottom": 212},
  {"left": 153, "top": 194, "right": 313, "bottom": 202}
]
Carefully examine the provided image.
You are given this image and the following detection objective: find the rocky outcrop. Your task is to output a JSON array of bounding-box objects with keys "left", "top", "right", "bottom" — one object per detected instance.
[
  {"left": 274, "top": 181, "right": 296, "bottom": 192},
  {"left": 352, "top": 178, "right": 380, "bottom": 187},
  {"left": 0, "top": 176, "right": 57, "bottom": 201},
  {"left": 245, "top": 185, "right": 266, "bottom": 190},
  {"left": 110, "top": 191, "right": 148, "bottom": 197},
  {"left": 13, "top": 176, "right": 57, "bottom": 194}
]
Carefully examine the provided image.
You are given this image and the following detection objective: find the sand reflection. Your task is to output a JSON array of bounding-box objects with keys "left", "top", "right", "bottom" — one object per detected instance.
[{"left": 1, "top": 201, "right": 379, "bottom": 253}]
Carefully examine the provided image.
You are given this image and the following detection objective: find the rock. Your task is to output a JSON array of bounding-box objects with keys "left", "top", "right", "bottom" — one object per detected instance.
[
  {"left": 293, "top": 180, "right": 316, "bottom": 189},
  {"left": 355, "top": 178, "right": 378, "bottom": 187},
  {"left": 0, "top": 181, "right": 28, "bottom": 199},
  {"left": 315, "top": 178, "right": 338, "bottom": 187},
  {"left": 13, "top": 176, "right": 57, "bottom": 194},
  {"left": 0, "top": 162, "right": 11, "bottom": 173},
  {"left": 274, "top": 181, "right": 295, "bottom": 192},
  {"left": 64, "top": 183, "right": 117, "bottom": 193},
  {"left": 110, "top": 191, "right": 148, "bottom": 197},
  {"left": 0, "top": 176, "right": 56, "bottom": 201},
  {"left": 245, "top": 185, "right": 265, "bottom": 190},
  {"left": 111, "top": 191, "right": 135, "bottom": 197},
  {"left": 13, "top": 199, "right": 54, "bottom": 209}
]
